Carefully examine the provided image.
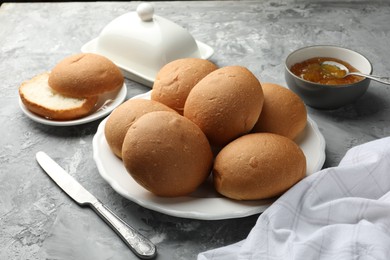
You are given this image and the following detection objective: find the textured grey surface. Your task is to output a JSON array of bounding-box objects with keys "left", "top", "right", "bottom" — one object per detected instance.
[{"left": 1, "top": 1, "right": 390, "bottom": 259}]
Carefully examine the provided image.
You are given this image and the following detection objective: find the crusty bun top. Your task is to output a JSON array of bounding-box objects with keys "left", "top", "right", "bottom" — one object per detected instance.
[
  {"left": 184, "top": 66, "right": 264, "bottom": 147},
  {"left": 48, "top": 53, "right": 124, "bottom": 97},
  {"left": 213, "top": 133, "right": 306, "bottom": 200},
  {"left": 151, "top": 58, "right": 217, "bottom": 114},
  {"left": 252, "top": 83, "right": 307, "bottom": 140},
  {"left": 104, "top": 98, "right": 176, "bottom": 159},
  {"left": 122, "top": 111, "right": 213, "bottom": 197}
]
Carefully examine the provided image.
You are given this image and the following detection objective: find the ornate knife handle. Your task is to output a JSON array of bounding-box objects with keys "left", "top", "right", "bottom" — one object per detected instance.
[{"left": 91, "top": 200, "right": 157, "bottom": 259}]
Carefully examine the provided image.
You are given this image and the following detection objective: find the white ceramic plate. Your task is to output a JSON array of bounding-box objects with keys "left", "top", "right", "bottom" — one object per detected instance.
[
  {"left": 81, "top": 39, "right": 214, "bottom": 87},
  {"left": 19, "top": 84, "right": 127, "bottom": 126},
  {"left": 93, "top": 91, "right": 326, "bottom": 220}
]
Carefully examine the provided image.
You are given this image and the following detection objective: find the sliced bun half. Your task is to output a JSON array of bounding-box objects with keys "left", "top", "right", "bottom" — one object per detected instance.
[{"left": 19, "top": 72, "right": 98, "bottom": 120}]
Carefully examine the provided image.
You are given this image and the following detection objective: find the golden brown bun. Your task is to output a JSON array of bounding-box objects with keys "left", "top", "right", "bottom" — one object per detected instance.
[
  {"left": 122, "top": 111, "right": 213, "bottom": 197},
  {"left": 184, "top": 66, "right": 264, "bottom": 147},
  {"left": 48, "top": 53, "right": 124, "bottom": 97},
  {"left": 151, "top": 58, "right": 217, "bottom": 114},
  {"left": 252, "top": 83, "right": 307, "bottom": 140},
  {"left": 213, "top": 133, "right": 306, "bottom": 200},
  {"left": 104, "top": 99, "right": 176, "bottom": 158},
  {"left": 19, "top": 72, "right": 98, "bottom": 120}
]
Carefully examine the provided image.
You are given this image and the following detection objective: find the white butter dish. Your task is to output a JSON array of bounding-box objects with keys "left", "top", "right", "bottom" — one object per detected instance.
[{"left": 81, "top": 3, "right": 214, "bottom": 87}]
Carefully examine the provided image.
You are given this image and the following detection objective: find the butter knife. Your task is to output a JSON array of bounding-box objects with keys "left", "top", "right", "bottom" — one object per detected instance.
[{"left": 36, "top": 151, "right": 157, "bottom": 259}]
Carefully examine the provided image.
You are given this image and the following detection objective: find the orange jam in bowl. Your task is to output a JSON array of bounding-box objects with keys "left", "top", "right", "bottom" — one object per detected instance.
[{"left": 290, "top": 57, "right": 364, "bottom": 85}]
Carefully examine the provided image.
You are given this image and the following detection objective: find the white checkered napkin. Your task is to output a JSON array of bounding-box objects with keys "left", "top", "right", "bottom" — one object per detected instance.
[{"left": 199, "top": 137, "right": 390, "bottom": 260}]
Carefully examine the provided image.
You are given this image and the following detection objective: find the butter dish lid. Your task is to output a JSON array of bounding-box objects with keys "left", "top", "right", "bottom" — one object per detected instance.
[{"left": 81, "top": 3, "right": 214, "bottom": 87}]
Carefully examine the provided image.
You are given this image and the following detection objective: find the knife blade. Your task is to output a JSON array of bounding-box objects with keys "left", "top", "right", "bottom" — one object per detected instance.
[{"left": 36, "top": 151, "right": 157, "bottom": 259}]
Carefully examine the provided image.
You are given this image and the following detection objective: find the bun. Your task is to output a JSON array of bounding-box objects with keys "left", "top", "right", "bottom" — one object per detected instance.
[
  {"left": 104, "top": 99, "right": 176, "bottom": 158},
  {"left": 252, "top": 83, "right": 307, "bottom": 140},
  {"left": 19, "top": 72, "right": 98, "bottom": 120},
  {"left": 151, "top": 58, "right": 217, "bottom": 114},
  {"left": 184, "top": 66, "right": 264, "bottom": 146},
  {"left": 122, "top": 111, "right": 213, "bottom": 197},
  {"left": 48, "top": 53, "right": 124, "bottom": 97},
  {"left": 213, "top": 133, "right": 306, "bottom": 200}
]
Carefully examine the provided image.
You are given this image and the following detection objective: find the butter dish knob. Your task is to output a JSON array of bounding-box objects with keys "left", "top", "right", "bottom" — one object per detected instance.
[{"left": 137, "top": 3, "right": 154, "bottom": 22}]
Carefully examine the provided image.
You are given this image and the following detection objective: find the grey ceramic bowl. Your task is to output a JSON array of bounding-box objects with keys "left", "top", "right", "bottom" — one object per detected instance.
[{"left": 285, "top": 45, "right": 373, "bottom": 109}]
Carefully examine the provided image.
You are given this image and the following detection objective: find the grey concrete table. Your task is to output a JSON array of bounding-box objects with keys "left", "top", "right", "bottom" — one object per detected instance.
[{"left": 1, "top": 1, "right": 390, "bottom": 259}]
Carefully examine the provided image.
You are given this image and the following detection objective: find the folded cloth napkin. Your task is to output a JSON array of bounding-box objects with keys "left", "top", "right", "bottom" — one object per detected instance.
[{"left": 198, "top": 137, "right": 390, "bottom": 260}]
